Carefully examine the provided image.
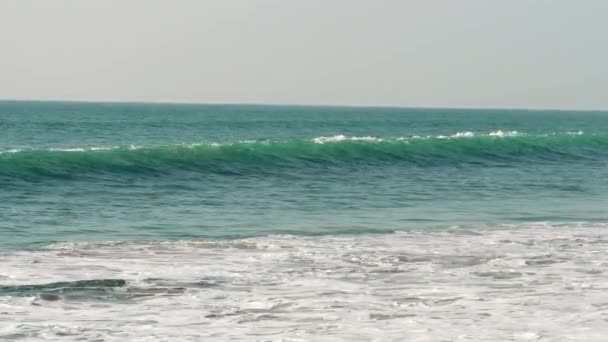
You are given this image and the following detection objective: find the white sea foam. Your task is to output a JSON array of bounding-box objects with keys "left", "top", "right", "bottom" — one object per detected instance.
[
  {"left": 0, "top": 149, "right": 22, "bottom": 154},
  {"left": 451, "top": 131, "right": 475, "bottom": 138},
  {"left": 1, "top": 223, "right": 608, "bottom": 341},
  {"left": 89, "top": 146, "right": 115, "bottom": 151},
  {"left": 436, "top": 132, "right": 475, "bottom": 139},
  {"left": 49, "top": 148, "right": 87, "bottom": 152},
  {"left": 39, "top": 146, "right": 117, "bottom": 153},
  {"left": 489, "top": 130, "right": 520, "bottom": 137},
  {"left": 420, "top": 130, "right": 522, "bottom": 139},
  {"left": 312, "top": 135, "right": 382, "bottom": 144}
]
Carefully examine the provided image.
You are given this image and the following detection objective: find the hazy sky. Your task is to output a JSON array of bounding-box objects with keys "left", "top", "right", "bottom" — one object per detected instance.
[{"left": 1, "top": 0, "right": 607, "bottom": 109}]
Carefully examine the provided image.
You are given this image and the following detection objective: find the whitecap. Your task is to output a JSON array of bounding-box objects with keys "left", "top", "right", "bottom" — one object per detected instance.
[
  {"left": 89, "top": 146, "right": 115, "bottom": 151},
  {"left": 49, "top": 147, "right": 86, "bottom": 152},
  {"left": 489, "top": 130, "right": 519, "bottom": 137},
  {"left": 311, "top": 135, "right": 381, "bottom": 144},
  {"left": 451, "top": 131, "right": 475, "bottom": 138},
  {"left": 0, "top": 148, "right": 22, "bottom": 154}
]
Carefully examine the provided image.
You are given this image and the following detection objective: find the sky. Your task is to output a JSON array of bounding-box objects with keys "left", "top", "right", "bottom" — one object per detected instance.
[{"left": 1, "top": 0, "right": 607, "bottom": 109}]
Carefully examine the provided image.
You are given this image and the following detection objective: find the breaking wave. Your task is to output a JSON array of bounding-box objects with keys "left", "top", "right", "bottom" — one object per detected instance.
[{"left": 1, "top": 131, "right": 606, "bottom": 180}]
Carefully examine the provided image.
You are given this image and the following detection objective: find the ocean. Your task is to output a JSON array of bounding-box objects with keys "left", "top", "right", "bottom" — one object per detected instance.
[{"left": 1, "top": 101, "right": 608, "bottom": 341}]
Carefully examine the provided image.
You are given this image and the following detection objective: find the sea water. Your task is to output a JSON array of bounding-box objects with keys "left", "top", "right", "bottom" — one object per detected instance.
[{"left": 1, "top": 101, "right": 608, "bottom": 340}]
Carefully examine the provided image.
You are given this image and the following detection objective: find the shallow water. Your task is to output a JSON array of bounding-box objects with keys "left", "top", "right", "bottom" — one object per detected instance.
[{"left": 2, "top": 223, "right": 608, "bottom": 341}]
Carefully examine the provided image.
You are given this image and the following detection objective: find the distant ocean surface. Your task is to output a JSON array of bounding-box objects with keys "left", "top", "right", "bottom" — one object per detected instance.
[{"left": 2, "top": 101, "right": 608, "bottom": 341}]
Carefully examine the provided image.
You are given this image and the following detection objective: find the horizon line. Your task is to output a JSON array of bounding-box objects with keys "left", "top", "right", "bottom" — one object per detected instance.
[{"left": 1, "top": 98, "right": 607, "bottom": 113}]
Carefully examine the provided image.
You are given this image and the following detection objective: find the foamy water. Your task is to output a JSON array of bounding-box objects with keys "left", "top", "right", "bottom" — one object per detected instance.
[{"left": 2, "top": 223, "right": 608, "bottom": 341}]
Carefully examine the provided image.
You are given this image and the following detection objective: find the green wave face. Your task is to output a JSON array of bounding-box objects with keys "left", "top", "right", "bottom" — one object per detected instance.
[{"left": 1, "top": 133, "right": 606, "bottom": 180}]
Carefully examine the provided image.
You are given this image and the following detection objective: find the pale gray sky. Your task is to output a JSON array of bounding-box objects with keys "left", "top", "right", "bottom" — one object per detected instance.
[{"left": 1, "top": 0, "right": 607, "bottom": 109}]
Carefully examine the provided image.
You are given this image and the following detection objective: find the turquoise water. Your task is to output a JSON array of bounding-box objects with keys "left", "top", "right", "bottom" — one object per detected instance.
[
  {"left": 2, "top": 101, "right": 608, "bottom": 248},
  {"left": 4, "top": 101, "right": 608, "bottom": 340}
]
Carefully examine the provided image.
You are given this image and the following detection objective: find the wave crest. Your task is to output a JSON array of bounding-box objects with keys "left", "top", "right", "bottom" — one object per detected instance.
[{"left": 0, "top": 131, "right": 605, "bottom": 180}]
